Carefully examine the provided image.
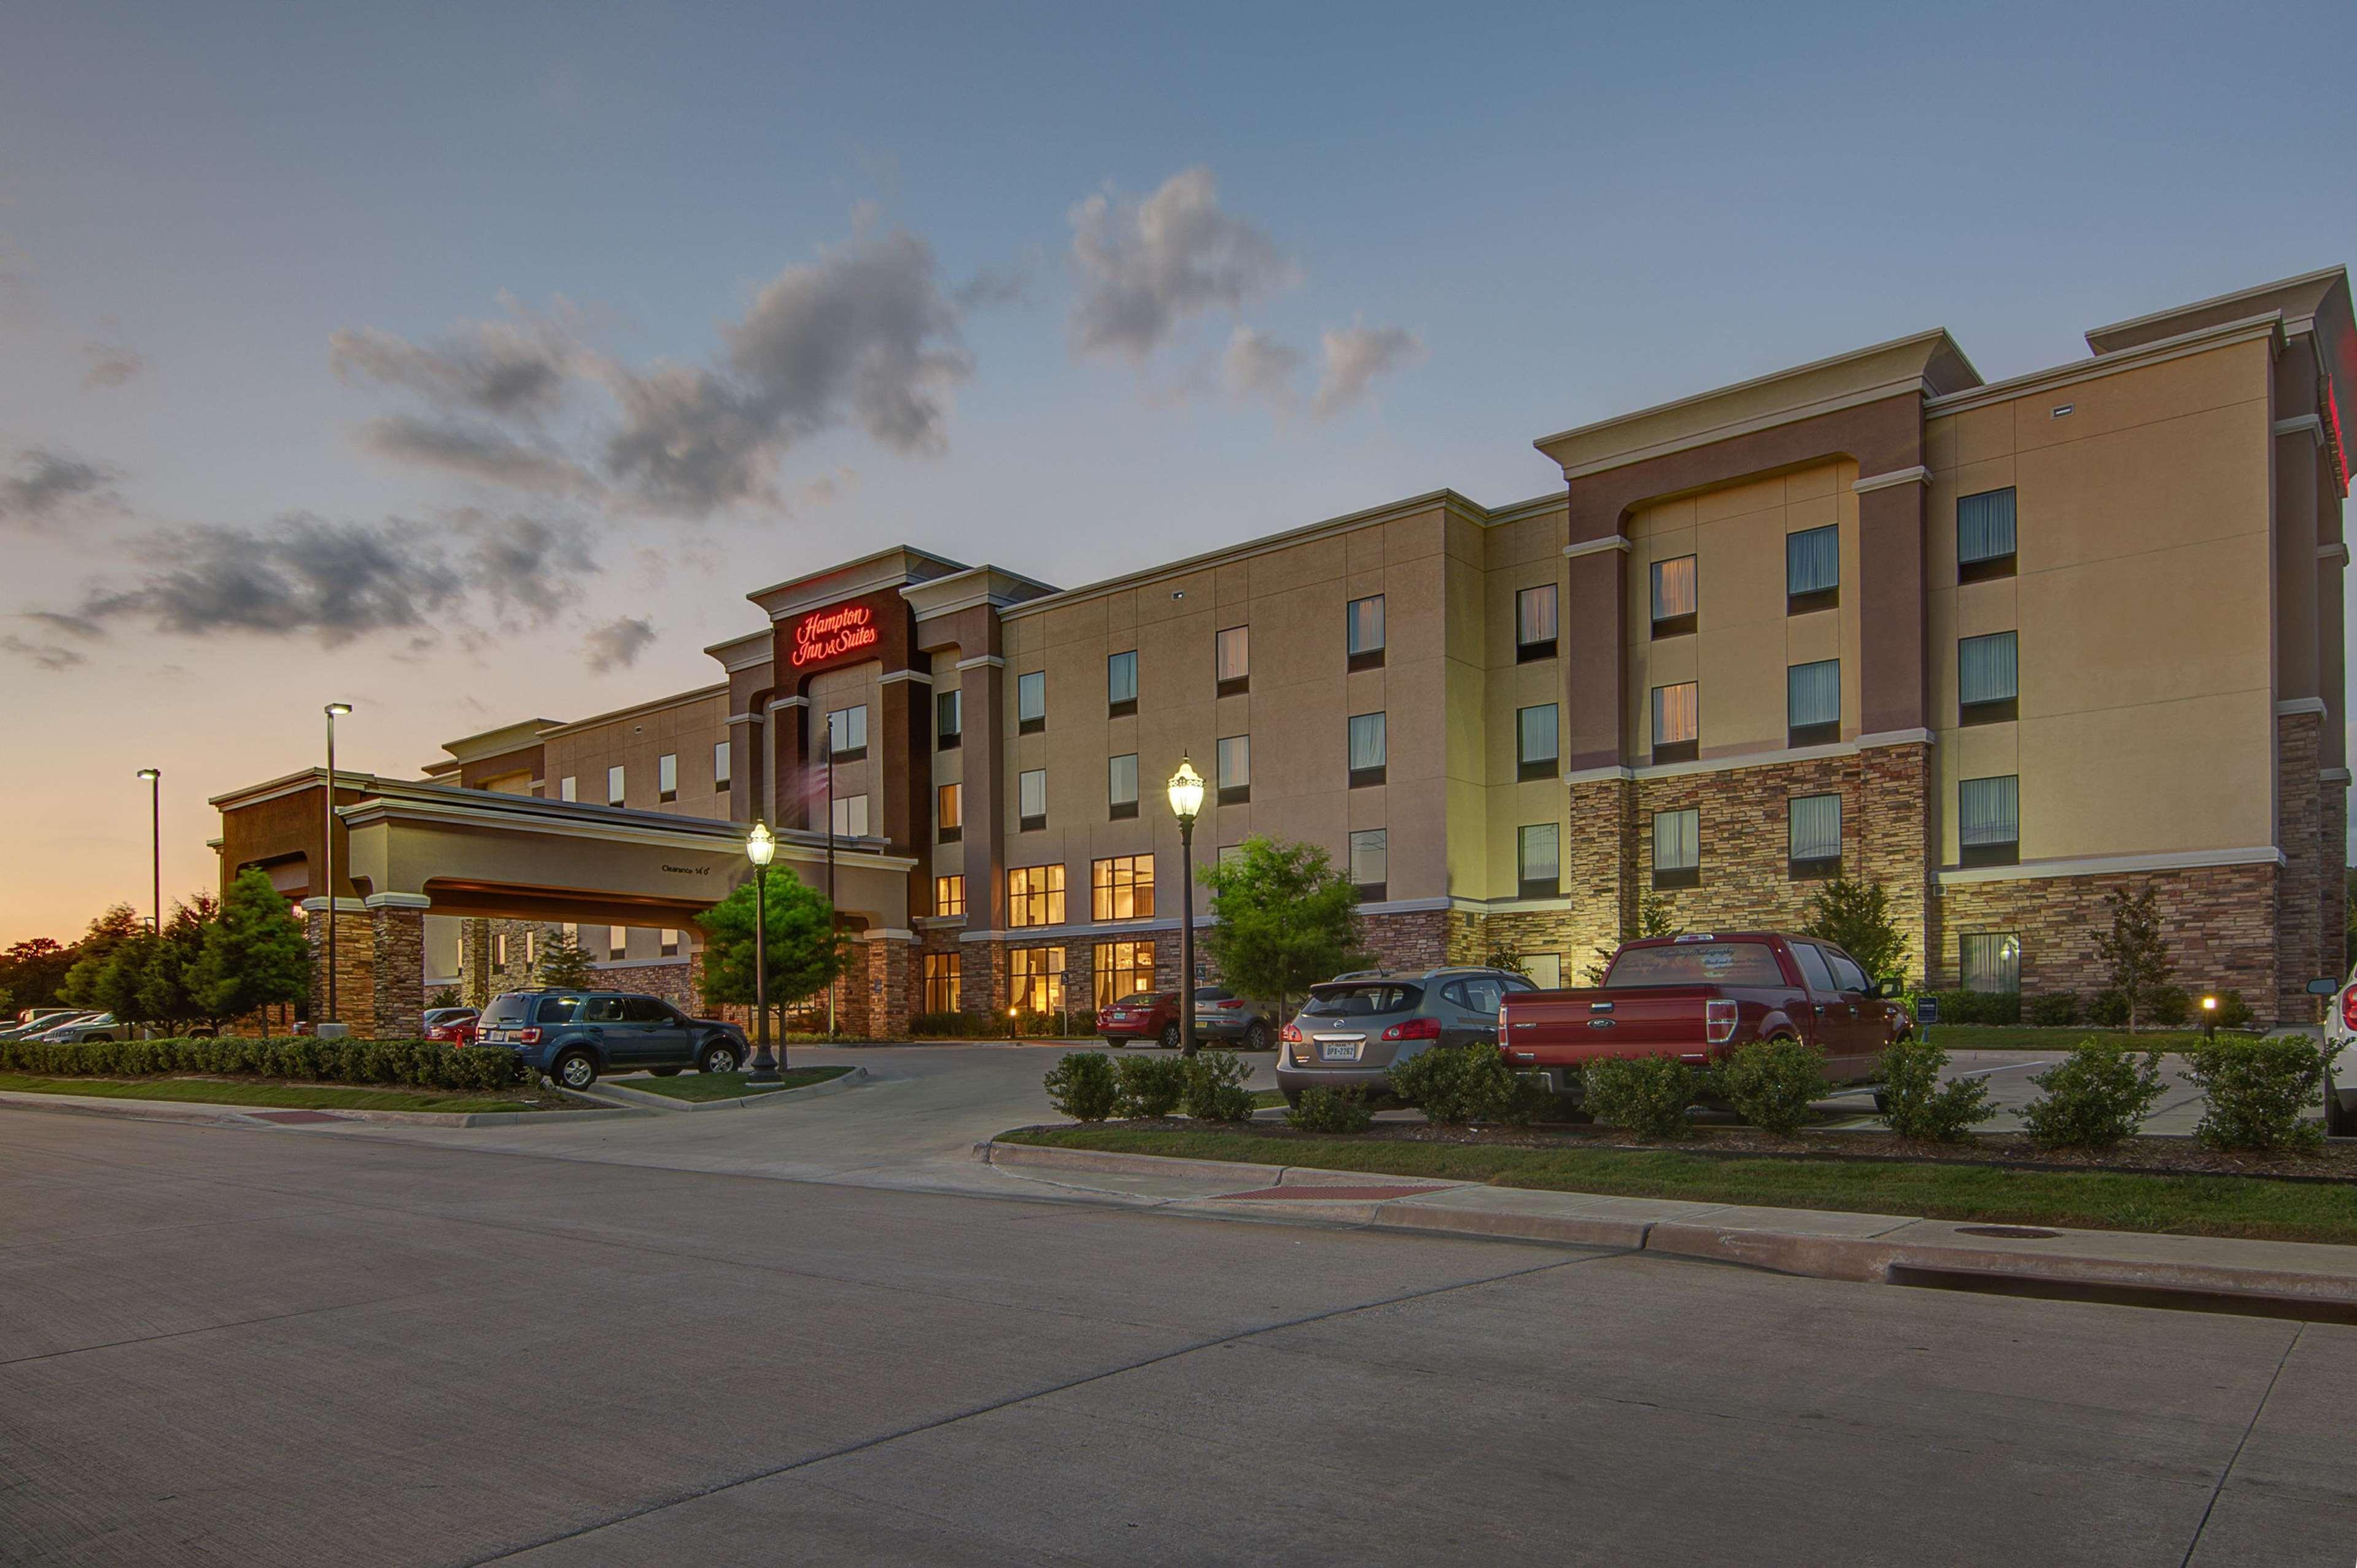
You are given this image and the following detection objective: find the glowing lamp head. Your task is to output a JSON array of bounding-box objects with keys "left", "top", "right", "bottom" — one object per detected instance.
[
  {"left": 747, "top": 820, "right": 777, "bottom": 867},
  {"left": 325, "top": 702, "right": 353, "bottom": 717},
  {"left": 136, "top": 768, "right": 160, "bottom": 782},
  {"left": 2202, "top": 995, "right": 2218, "bottom": 1012},
  {"left": 1167, "top": 757, "right": 1205, "bottom": 823}
]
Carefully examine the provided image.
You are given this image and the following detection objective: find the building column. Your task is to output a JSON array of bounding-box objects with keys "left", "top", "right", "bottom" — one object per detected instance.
[
  {"left": 301, "top": 896, "right": 373, "bottom": 1033},
  {"left": 2277, "top": 708, "right": 2326, "bottom": 1023},
  {"left": 1566, "top": 777, "right": 1636, "bottom": 966},
  {"left": 1558, "top": 535, "right": 1629, "bottom": 773},
  {"left": 365, "top": 893, "right": 431, "bottom": 1039},
  {"left": 957, "top": 654, "right": 1009, "bottom": 934},
  {"left": 1859, "top": 740, "right": 1934, "bottom": 985},
  {"left": 768, "top": 695, "right": 808, "bottom": 829},
  {"left": 1853, "top": 467, "right": 1931, "bottom": 738},
  {"left": 2324, "top": 773, "right": 2350, "bottom": 997},
  {"left": 724, "top": 711, "right": 763, "bottom": 826}
]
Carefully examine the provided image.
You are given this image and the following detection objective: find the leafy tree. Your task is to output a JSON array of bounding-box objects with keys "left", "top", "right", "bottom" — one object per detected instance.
[
  {"left": 1481, "top": 944, "right": 1529, "bottom": 978},
  {"left": 58, "top": 904, "right": 147, "bottom": 1011},
  {"left": 0, "top": 937, "right": 77, "bottom": 1012},
  {"left": 536, "top": 928, "right": 598, "bottom": 990},
  {"left": 2345, "top": 866, "right": 2355, "bottom": 971},
  {"left": 2094, "top": 885, "right": 2174, "bottom": 1034},
  {"left": 1196, "top": 836, "right": 1372, "bottom": 1054},
  {"left": 696, "top": 867, "right": 845, "bottom": 1033},
  {"left": 427, "top": 985, "right": 463, "bottom": 1011},
  {"left": 196, "top": 869, "right": 311, "bottom": 1039},
  {"left": 1585, "top": 892, "right": 1680, "bottom": 984},
  {"left": 1801, "top": 877, "right": 1907, "bottom": 987}
]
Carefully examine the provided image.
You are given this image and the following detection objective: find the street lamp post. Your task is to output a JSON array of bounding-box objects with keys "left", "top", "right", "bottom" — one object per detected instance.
[
  {"left": 135, "top": 769, "right": 161, "bottom": 935},
  {"left": 1166, "top": 758, "right": 1205, "bottom": 1057},
  {"left": 322, "top": 703, "right": 353, "bottom": 1035},
  {"left": 747, "top": 821, "right": 780, "bottom": 1082}
]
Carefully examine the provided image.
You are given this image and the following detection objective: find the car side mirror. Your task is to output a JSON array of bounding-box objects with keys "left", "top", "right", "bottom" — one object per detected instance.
[{"left": 2308, "top": 977, "right": 2340, "bottom": 997}]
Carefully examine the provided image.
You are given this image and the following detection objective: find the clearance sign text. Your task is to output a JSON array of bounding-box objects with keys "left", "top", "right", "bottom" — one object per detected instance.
[{"left": 790, "top": 603, "right": 880, "bottom": 669}]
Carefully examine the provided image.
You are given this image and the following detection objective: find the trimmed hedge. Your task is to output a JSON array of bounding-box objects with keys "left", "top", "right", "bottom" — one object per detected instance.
[{"left": 0, "top": 1036, "right": 521, "bottom": 1093}]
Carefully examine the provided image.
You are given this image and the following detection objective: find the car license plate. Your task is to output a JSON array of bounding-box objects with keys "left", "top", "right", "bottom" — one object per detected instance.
[{"left": 1318, "top": 1039, "right": 1359, "bottom": 1062}]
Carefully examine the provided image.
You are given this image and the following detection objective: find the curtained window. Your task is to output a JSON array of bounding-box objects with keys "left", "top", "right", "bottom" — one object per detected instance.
[
  {"left": 1348, "top": 712, "right": 1387, "bottom": 786},
  {"left": 1652, "top": 682, "right": 1699, "bottom": 763},
  {"left": 1516, "top": 584, "right": 1558, "bottom": 659},
  {"left": 1651, "top": 555, "right": 1698, "bottom": 636},
  {"left": 1787, "top": 660, "right": 1841, "bottom": 747},
  {"left": 1346, "top": 596, "right": 1386, "bottom": 669},
  {"left": 1788, "top": 793, "right": 1842, "bottom": 878},
  {"left": 1787, "top": 526, "right": 1839, "bottom": 612},
  {"left": 1959, "top": 775, "right": 2020, "bottom": 867},
  {"left": 1349, "top": 829, "right": 1388, "bottom": 899},
  {"left": 1653, "top": 808, "right": 1699, "bottom": 888},
  {"left": 1517, "top": 823, "right": 1559, "bottom": 899},
  {"left": 1106, "top": 651, "right": 1137, "bottom": 714},
  {"left": 1959, "top": 631, "right": 2018, "bottom": 723},
  {"left": 1962, "top": 933, "right": 2021, "bottom": 994},
  {"left": 1516, "top": 704, "right": 1558, "bottom": 781}
]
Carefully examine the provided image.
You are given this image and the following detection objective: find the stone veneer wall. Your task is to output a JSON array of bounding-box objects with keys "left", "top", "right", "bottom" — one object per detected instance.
[
  {"left": 370, "top": 905, "right": 425, "bottom": 1038},
  {"left": 2275, "top": 712, "right": 2326, "bottom": 1022},
  {"left": 303, "top": 902, "right": 373, "bottom": 1031},
  {"left": 586, "top": 959, "right": 700, "bottom": 1011}
]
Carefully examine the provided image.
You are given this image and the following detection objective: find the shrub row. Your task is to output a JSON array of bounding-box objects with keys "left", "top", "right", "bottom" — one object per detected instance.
[
  {"left": 1932, "top": 987, "right": 2254, "bottom": 1031},
  {"left": 0, "top": 1036, "right": 521, "bottom": 1093},
  {"left": 1044, "top": 1050, "right": 1256, "bottom": 1123}
]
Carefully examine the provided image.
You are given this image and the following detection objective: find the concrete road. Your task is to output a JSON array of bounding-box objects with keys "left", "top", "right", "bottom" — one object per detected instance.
[{"left": 5, "top": 1093, "right": 2354, "bottom": 1566}]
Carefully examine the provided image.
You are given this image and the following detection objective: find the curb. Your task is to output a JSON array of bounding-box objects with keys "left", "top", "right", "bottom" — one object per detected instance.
[
  {"left": 0, "top": 1089, "right": 643, "bottom": 1128},
  {"left": 586, "top": 1066, "right": 870, "bottom": 1112}
]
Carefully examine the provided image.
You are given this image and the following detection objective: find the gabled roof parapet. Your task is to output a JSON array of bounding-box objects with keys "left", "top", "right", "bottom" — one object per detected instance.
[
  {"left": 901, "top": 564, "right": 1061, "bottom": 621},
  {"left": 745, "top": 545, "right": 969, "bottom": 623}
]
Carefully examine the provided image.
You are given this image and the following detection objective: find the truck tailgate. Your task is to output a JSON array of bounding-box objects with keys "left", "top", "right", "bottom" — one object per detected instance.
[{"left": 1500, "top": 985, "right": 1723, "bottom": 1065}]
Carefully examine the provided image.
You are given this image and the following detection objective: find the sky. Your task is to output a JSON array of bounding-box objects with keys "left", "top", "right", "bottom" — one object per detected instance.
[{"left": 4, "top": 0, "right": 2355, "bottom": 946}]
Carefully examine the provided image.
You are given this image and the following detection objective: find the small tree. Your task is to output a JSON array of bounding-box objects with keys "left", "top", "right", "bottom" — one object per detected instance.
[
  {"left": 196, "top": 869, "right": 311, "bottom": 1039},
  {"left": 1585, "top": 892, "right": 1680, "bottom": 984},
  {"left": 0, "top": 937, "right": 77, "bottom": 1012},
  {"left": 1481, "top": 944, "right": 1529, "bottom": 978},
  {"left": 426, "top": 985, "right": 463, "bottom": 1011},
  {"left": 536, "top": 929, "right": 598, "bottom": 990},
  {"left": 2094, "top": 885, "right": 2173, "bottom": 1034},
  {"left": 1196, "top": 836, "right": 1372, "bottom": 1055},
  {"left": 1801, "top": 877, "right": 1907, "bottom": 987},
  {"left": 58, "top": 903, "right": 146, "bottom": 1011},
  {"left": 696, "top": 866, "right": 846, "bottom": 1034}
]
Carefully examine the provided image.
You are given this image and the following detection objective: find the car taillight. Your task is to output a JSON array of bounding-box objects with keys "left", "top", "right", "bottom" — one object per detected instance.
[
  {"left": 2341, "top": 988, "right": 2357, "bottom": 1032},
  {"left": 1382, "top": 1016, "right": 1441, "bottom": 1042},
  {"left": 1281, "top": 1022, "right": 1303, "bottom": 1044},
  {"left": 517, "top": 1027, "right": 542, "bottom": 1045},
  {"left": 1213, "top": 999, "right": 1241, "bottom": 1010},
  {"left": 1705, "top": 999, "right": 1737, "bottom": 1045}
]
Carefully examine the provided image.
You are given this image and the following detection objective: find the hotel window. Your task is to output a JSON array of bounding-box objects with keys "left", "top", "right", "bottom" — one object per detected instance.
[
  {"left": 1517, "top": 823, "right": 1560, "bottom": 900},
  {"left": 830, "top": 793, "right": 869, "bottom": 839},
  {"left": 1958, "top": 487, "right": 2018, "bottom": 583},
  {"left": 1107, "top": 650, "right": 1138, "bottom": 717},
  {"left": 826, "top": 704, "right": 868, "bottom": 760},
  {"left": 713, "top": 741, "right": 731, "bottom": 794},
  {"left": 1093, "top": 941, "right": 1155, "bottom": 1009},
  {"left": 1961, "top": 933, "right": 2021, "bottom": 995},
  {"left": 559, "top": 775, "right": 577, "bottom": 802},
  {"left": 1017, "top": 671, "right": 1046, "bottom": 734},
  {"left": 660, "top": 928, "right": 680, "bottom": 958},
  {"left": 1217, "top": 735, "right": 1251, "bottom": 805},
  {"left": 933, "top": 874, "right": 966, "bottom": 918},
  {"left": 1787, "top": 660, "right": 1840, "bottom": 748},
  {"left": 1108, "top": 752, "right": 1139, "bottom": 819},
  {"left": 1523, "top": 953, "right": 1563, "bottom": 989},
  {"left": 1516, "top": 704, "right": 1558, "bottom": 783},
  {"left": 607, "top": 925, "right": 627, "bottom": 960},
  {"left": 1008, "top": 864, "right": 1065, "bottom": 928},
  {"left": 1217, "top": 843, "right": 1246, "bottom": 866},
  {"left": 1959, "top": 631, "right": 2018, "bottom": 725},
  {"left": 936, "top": 688, "right": 961, "bottom": 751},
  {"left": 1787, "top": 525, "right": 1839, "bottom": 615},
  {"left": 1349, "top": 828, "right": 1388, "bottom": 901},
  {"left": 1653, "top": 808, "right": 1699, "bottom": 890},
  {"left": 607, "top": 765, "right": 625, "bottom": 807},
  {"left": 1348, "top": 712, "right": 1386, "bottom": 788},
  {"left": 1092, "top": 854, "right": 1155, "bottom": 921},
  {"left": 1019, "top": 769, "right": 1047, "bottom": 832},
  {"left": 925, "top": 952, "right": 961, "bottom": 1013},
  {"left": 495, "top": 933, "right": 508, "bottom": 966},
  {"left": 1652, "top": 682, "right": 1699, "bottom": 765},
  {"left": 1009, "top": 947, "right": 1065, "bottom": 1014},
  {"left": 937, "top": 782, "right": 962, "bottom": 844},
  {"left": 1516, "top": 583, "right": 1558, "bottom": 661},
  {"left": 1788, "top": 793, "right": 1842, "bottom": 880},
  {"left": 562, "top": 922, "right": 578, "bottom": 946},
  {"left": 1651, "top": 554, "right": 1697, "bottom": 638},
  {"left": 1346, "top": 594, "right": 1386, "bottom": 671},
  {"left": 526, "top": 931, "right": 537, "bottom": 965},
  {"left": 1216, "top": 626, "right": 1249, "bottom": 696},
  {"left": 1959, "top": 775, "right": 2020, "bottom": 867},
  {"left": 658, "top": 752, "right": 677, "bottom": 804}
]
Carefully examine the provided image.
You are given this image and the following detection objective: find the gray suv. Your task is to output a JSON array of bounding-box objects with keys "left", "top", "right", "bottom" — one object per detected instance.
[{"left": 1275, "top": 967, "right": 1537, "bottom": 1106}]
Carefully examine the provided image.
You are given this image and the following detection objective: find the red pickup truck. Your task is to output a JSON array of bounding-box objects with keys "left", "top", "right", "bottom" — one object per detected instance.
[{"left": 1497, "top": 931, "right": 1906, "bottom": 1098}]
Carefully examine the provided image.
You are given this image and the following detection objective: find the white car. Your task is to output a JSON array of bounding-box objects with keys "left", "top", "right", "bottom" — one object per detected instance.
[
  {"left": 36, "top": 1013, "right": 125, "bottom": 1044},
  {"left": 2320, "top": 973, "right": 2357, "bottom": 1136}
]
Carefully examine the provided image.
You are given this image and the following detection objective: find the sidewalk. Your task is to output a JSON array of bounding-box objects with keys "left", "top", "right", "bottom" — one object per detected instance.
[{"left": 976, "top": 1138, "right": 2357, "bottom": 1322}]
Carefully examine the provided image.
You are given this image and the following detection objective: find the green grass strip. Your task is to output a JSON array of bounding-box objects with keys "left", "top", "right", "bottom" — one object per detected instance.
[
  {"left": 998, "top": 1125, "right": 2357, "bottom": 1246},
  {"left": 0, "top": 1073, "right": 534, "bottom": 1114},
  {"left": 614, "top": 1066, "right": 853, "bottom": 1101},
  {"left": 1925, "top": 1025, "right": 2221, "bottom": 1052}
]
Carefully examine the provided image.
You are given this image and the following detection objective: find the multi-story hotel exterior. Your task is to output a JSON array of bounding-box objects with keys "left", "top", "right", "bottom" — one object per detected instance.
[{"left": 211, "top": 266, "right": 2354, "bottom": 1035}]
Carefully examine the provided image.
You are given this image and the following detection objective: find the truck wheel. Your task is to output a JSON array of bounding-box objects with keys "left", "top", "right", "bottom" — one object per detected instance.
[{"left": 554, "top": 1049, "right": 599, "bottom": 1090}]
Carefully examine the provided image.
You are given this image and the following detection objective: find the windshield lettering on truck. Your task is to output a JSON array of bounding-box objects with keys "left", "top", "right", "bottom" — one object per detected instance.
[{"left": 1603, "top": 943, "right": 1785, "bottom": 988}]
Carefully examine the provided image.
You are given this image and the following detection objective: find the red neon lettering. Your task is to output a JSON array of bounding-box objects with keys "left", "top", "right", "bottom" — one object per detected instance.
[{"left": 790, "top": 604, "right": 879, "bottom": 668}]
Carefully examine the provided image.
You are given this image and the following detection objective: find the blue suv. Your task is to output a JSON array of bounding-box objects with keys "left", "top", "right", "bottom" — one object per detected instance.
[{"left": 475, "top": 990, "right": 751, "bottom": 1090}]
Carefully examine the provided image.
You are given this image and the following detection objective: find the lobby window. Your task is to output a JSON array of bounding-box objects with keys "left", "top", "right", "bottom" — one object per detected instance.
[
  {"left": 1651, "top": 682, "right": 1699, "bottom": 765},
  {"left": 925, "top": 952, "right": 961, "bottom": 1013},
  {"left": 830, "top": 793, "right": 869, "bottom": 839},
  {"left": 658, "top": 752, "right": 677, "bottom": 804},
  {"left": 1346, "top": 595, "right": 1386, "bottom": 671},
  {"left": 1959, "top": 775, "right": 2020, "bottom": 867},
  {"left": 713, "top": 741, "right": 731, "bottom": 795},
  {"left": 660, "top": 928, "right": 680, "bottom": 958},
  {"left": 1108, "top": 651, "right": 1138, "bottom": 717},
  {"left": 1349, "top": 828, "right": 1388, "bottom": 901},
  {"left": 1017, "top": 671, "right": 1046, "bottom": 734},
  {"left": 1009, "top": 947, "right": 1065, "bottom": 1014},
  {"left": 937, "top": 782, "right": 962, "bottom": 844},
  {"left": 1516, "top": 583, "right": 1558, "bottom": 662},
  {"left": 1961, "top": 933, "right": 2021, "bottom": 995},
  {"left": 1653, "top": 808, "right": 1699, "bottom": 890},
  {"left": 560, "top": 775, "right": 577, "bottom": 802},
  {"left": 1787, "top": 660, "right": 1840, "bottom": 748},
  {"left": 1108, "top": 752, "right": 1138, "bottom": 819},
  {"left": 607, "top": 925, "right": 627, "bottom": 960},
  {"left": 1959, "top": 487, "right": 2018, "bottom": 583},
  {"left": 826, "top": 704, "right": 868, "bottom": 761},
  {"left": 1092, "top": 853, "right": 1155, "bottom": 921},
  {"left": 1093, "top": 941, "right": 1155, "bottom": 1009},
  {"left": 1789, "top": 793, "right": 1842, "bottom": 880},
  {"left": 1959, "top": 631, "right": 2018, "bottom": 725},
  {"left": 934, "top": 874, "right": 966, "bottom": 918},
  {"left": 1787, "top": 525, "right": 1839, "bottom": 615},
  {"left": 936, "top": 688, "right": 962, "bottom": 751},
  {"left": 1516, "top": 704, "right": 1558, "bottom": 783},
  {"left": 1651, "top": 555, "right": 1697, "bottom": 638},
  {"left": 1348, "top": 712, "right": 1386, "bottom": 788},
  {"left": 607, "top": 766, "right": 625, "bottom": 807},
  {"left": 1008, "top": 864, "right": 1066, "bottom": 928},
  {"left": 1517, "top": 823, "right": 1560, "bottom": 900},
  {"left": 1216, "top": 626, "right": 1249, "bottom": 696},
  {"left": 526, "top": 931, "right": 537, "bottom": 965},
  {"left": 1217, "top": 735, "right": 1251, "bottom": 805},
  {"left": 1019, "top": 769, "right": 1047, "bottom": 833},
  {"left": 495, "top": 933, "right": 508, "bottom": 966}
]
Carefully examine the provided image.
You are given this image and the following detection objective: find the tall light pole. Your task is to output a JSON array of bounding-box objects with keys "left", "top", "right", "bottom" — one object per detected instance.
[
  {"left": 1167, "top": 758, "right": 1205, "bottom": 1057},
  {"left": 323, "top": 702, "right": 353, "bottom": 1033},
  {"left": 134, "top": 769, "right": 161, "bottom": 935},
  {"left": 746, "top": 820, "right": 779, "bottom": 1082}
]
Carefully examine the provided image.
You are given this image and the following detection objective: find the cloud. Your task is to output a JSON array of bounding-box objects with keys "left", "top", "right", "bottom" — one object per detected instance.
[
  {"left": 1310, "top": 322, "right": 1424, "bottom": 420},
  {"left": 1222, "top": 326, "right": 1303, "bottom": 411},
  {"left": 1068, "top": 167, "right": 1297, "bottom": 363},
  {"left": 451, "top": 511, "right": 599, "bottom": 615},
  {"left": 330, "top": 316, "right": 574, "bottom": 419},
  {"left": 0, "top": 446, "right": 117, "bottom": 524},
  {"left": 1, "top": 633, "right": 83, "bottom": 671},
  {"left": 22, "top": 609, "right": 103, "bottom": 639},
  {"left": 353, "top": 415, "right": 598, "bottom": 495},
  {"left": 583, "top": 615, "right": 655, "bottom": 672},
  {"left": 82, "top": 340, "right": 145, "bottom": 389}
]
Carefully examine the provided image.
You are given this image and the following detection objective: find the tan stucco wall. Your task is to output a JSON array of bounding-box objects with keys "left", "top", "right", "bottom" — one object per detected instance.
[
  {"left": 1466, "top": 502, "right": 1571, "bottom": 902},
  {"left": 541, "top": 689, "right": 732, "bottom": 821}
]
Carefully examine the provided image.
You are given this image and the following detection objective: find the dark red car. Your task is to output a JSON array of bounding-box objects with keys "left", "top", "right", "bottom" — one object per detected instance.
[
  {"left": 424, "top": 1007, "right": 478, "bottom": 1046},
  {"left": 1097, "top": 987, "right": 1275, "bottom": 1050}
]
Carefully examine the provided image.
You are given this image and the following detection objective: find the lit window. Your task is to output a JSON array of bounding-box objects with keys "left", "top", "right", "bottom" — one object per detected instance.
[
  {"left": 560, "top": 775, "right": 577, "bottom": 802},
  {"left": 1516, "top": 704, "right": 1557, "bottom": 782},
  {"left": 934, "top": 874, "right": 966, "bottom": 918},
  {"left": 1517, "top": 824, "right": 1559, "bottom": 899},
  {"left": 526, "top": 931, "right": 537, "bottom": 965},
  {"left": 1651, "top": 683, "right": 1699, "bottom": 763},
  {"left": 826, "top": 705, "right": 868, "bottom": 759},
  {"left": 937, "top": 782, "right": 962, "bottom": 843},
  {"left": 1960, "top": 775, "right": 2020, "bottom": 867},
  {"left": 607, "top": 766, "right": 625, "bottom": 807},
  {"left": 829, "top": 793, "right": 869, "bottom": 839},
  {"left": 1008, "top": 864, "right": 1065, "bottom": 928},
  {"left": 607, "top": 925, "right": 627, "bottom": 960},
  {"left": 1789, "top": 793, "right": 1841, "bottom": 880},
  {"left": 1346, "top": 595, "right": 1385, "bottom": 669},
  {"left": 1787, "top": 526, "right": 1839, "bottom": 613},
  {"left": 1019, "top": 769, "right": 1047, "bottom": 832},
  {"left": 1348, "top": 712, "right": 1386, "bottom": 787},
  {"left": 936, "top": 688, "right": 962, "bottom": 750},
  {"left": 1962, "top": 933, "right": 2021, "bottom": 995},
  {"left": 1108, "top": 651, "right": 1138, "bottom": 714},
  {"left": 658, "top": 752, "right": 678, "bottom": 803},
  {"left": 495, "top": 933, "right": 508, "bottom": 966},
  {"left": 1108, "top": 753, "right": 1138, "bottom": 818},
  {"left": 1216, "top": 626, "right": 1249, "bottom": 694},
  {"left": 925, "top": 952, "right": 961, "bottom": 1012},
  {"left": 1017, "top": 672, "right": 1046, "bottom": 734},
  {"left": 1093, "top": 941, "right": 1155, "bottom": 1009},
  {"left": 1959, "top": 632, "right": 2018, "bottom": 724},
  {"left": 1009, "top": 947, "right": 1065, "bottom": 1013},
  {"left": 713, "top": 741, "right": 731, "bottom": 793},
  {"left": 1651, "top": 555, "right": 1697, "bottom": 637},
  {"left": 1787, "top": 661, "right": 1840, "bottom": 747},
  {"left": 1516, "top": 584, "right": 1558, "bottom": 660},
  {"left": 1349, "top": 829, "right": 1388, "bottom": 899},
  {"left": 1092, "top": 855, "right": 1155, "bottom": 921},
  {"left": 1217, "top": 735, "right": 1251, "bottom": 805},
  {"left": 1959, "top": 488, "right": 2018, "bottom": 581},
  {"left": 1653, "top": 809, "right": 1699, "bottom": 890},
  {"left": 660, "top": 928, "right": 680, "bottom": 958}
]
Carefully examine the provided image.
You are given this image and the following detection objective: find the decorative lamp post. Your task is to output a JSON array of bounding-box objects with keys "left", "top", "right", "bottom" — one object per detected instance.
[
  {"left": 1166, "top": 758, "right": 1205, "bottom": 1057},
  {"left": 135, "top": 769, "right": 161, "bottom": 935},
  {"left": 2202, "top": 993, "right": 2219, "bottom": 1042},
  {"left": 746, "top": 820, "right": 780, "bottom": 1082},
  {"left": 322, "top": 703, "right": 353, "bottom": 1034}
]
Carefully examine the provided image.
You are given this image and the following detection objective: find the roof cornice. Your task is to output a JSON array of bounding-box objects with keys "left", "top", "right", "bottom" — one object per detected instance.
[
  {"left": 744, "top": 545, "right": 969, "bottom": 622},
  {"left": 1924, "top": 312, "right": 2284, "bottom": 419}
]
